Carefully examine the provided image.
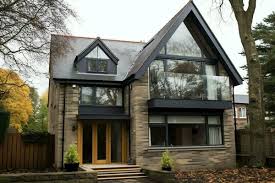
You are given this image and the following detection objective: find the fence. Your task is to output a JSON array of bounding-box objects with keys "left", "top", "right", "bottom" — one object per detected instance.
[
  {"left": 0, "top": 131, "right": 54, "bottom": 170},
  {"left": 236, "top": 129, "right": 275, "bottom": 166}
]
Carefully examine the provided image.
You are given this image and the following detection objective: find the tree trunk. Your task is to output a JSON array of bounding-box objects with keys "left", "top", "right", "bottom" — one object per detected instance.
[{"left": 229, "top": 0, "right": 265, "bottom": 165}]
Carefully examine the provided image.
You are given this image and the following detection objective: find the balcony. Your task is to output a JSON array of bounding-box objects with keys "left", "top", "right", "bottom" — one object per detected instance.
[{"left": 149, "top": 72, "right": 232, "bottom": 110}]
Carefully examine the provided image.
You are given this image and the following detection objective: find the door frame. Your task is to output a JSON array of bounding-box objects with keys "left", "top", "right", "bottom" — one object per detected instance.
[
  {"left": 92, "top": 122, "right": 111, "bottom": 164},
  {"left": 77, "top": 120, "right": 128, "bottom": 165}
]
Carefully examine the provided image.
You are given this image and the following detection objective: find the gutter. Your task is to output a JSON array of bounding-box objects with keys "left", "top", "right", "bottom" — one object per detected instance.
[{"left": 61, "top": 84, "right": 66, "bottom": 169}]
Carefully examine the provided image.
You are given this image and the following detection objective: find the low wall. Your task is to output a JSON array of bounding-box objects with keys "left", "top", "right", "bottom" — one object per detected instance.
[
  {"left": 0, "top": 171, "right": 97, "bottom": 183},
  {"left": 142, "top": 169, "right": 176, "bottom": 183}
]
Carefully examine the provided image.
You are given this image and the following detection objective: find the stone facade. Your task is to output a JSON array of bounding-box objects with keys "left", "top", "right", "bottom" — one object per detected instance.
[
  {"left": 49, "top": 68, "right": 236, "bottom": 170},
  {"left": 48, "top": 83, "right": 80, "bottom": 168},
  {"left": 129, "top": 70, "right": 236, "bottom": 170}
]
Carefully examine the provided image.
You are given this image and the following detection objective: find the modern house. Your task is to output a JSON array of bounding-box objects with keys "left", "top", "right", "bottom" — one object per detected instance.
[
  {"left": 48, "top": 1, "right": 243, "bottom": 170},
  {"left": 234, "top": 94, "right": 249, "bottom": 129}
]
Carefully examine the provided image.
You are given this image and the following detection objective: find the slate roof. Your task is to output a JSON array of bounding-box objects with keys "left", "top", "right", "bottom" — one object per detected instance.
[
  {"left": 50, "top": 35, "right": 145, "bottom": 82},
  {"left": 50, "top": 1, "right": 243, "bottom": 86},
  {"left": 234, "top": 95, "right": 249, "bottom": 104}
]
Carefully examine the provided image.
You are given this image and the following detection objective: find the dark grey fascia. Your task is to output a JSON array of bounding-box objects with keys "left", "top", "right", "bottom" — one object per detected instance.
[
  {"left": 78, "top": 114, "right": 130, "bottom": 120},
  {"left": 53, "top": 78, "right": 123, "bottom": 87},
  {"left": 78, "top": 105, "right": 129, "bottom": 120},
  {"left": 73, "top": 37, "right": 119, "bottom": 68},
  {"left": 148, "top": 99, "right": 232, "bottom": 110}
]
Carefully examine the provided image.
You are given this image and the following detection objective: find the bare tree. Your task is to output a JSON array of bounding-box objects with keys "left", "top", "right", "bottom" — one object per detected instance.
[
  {"left": 216, "top": 0, "right": 265, "bottom": 165},
  {"left": 0, "top": 0, "right": 76, "bottom": 76}
]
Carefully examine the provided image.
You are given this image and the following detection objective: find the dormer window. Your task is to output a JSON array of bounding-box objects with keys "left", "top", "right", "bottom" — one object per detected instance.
[
  {"left": 86, "top": 46, "right": 109, "bottom": 73},
  {"left": 74, "top": 37, "right": 119, "bottom": 74}
]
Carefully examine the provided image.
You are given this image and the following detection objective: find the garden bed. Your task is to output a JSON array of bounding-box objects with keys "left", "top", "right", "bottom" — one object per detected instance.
[
  {"left": 0, "top": 170, "right": 97, "bottom": 183},
  {"left": 175, "top": 167, "right": 275, "bottom": 183}
]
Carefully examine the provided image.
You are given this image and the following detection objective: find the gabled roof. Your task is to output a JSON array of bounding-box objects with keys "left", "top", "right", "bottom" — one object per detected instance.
[
  {"left": 126, "top": 1, "right": 243, "bottom": 86},
  {"left": 73, "top": 37, "right": 119, "bottom": 67},
  {"left": 50, "top": 35, "right": 144, "bottom": 82}
]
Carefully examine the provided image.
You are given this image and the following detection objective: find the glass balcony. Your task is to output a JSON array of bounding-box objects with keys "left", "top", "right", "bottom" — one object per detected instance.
[{"left": 149, "top": 72, "right": 231, "bottom": 101}]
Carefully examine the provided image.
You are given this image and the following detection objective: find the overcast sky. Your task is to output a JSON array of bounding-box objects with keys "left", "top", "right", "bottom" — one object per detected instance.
[{"left": 35, "top": 0, "right": 275, "bottom": 94}]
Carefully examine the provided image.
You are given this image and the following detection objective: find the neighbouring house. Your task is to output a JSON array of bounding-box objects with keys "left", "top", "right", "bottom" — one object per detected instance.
[
  {"left": 234, "top": 94, "right": 249, "bottom": 129},
  {"left": 48, "top": 1, "right": 243, "bottom": 170}
]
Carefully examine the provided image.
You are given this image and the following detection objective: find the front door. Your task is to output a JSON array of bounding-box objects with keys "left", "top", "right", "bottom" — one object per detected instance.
[
  {"left": 79, "top": 121, "right": 128, "bottom": 165},
  {"left": 93, "top": 122, "right": 111, "bottom": 164}
]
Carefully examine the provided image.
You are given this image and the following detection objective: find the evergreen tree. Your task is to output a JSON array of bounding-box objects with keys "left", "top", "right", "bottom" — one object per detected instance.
[{"left": 253, "top": 12, "right": 275, "bottom": 126}]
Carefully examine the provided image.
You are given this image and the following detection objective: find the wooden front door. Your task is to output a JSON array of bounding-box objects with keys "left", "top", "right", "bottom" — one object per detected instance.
[{"left": 92, "top": 122, "right": 111, "bottom": 164}]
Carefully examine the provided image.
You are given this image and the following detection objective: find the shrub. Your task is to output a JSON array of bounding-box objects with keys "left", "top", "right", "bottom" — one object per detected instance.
[
  {"left": 161, "top": 150, "right": 173, "bottom": 169},
  {"left": 0, "top": 109, "right": 10, "bottom": 142},
  {"left": 64, "top": 144, "right": 79, "bottom": 164}
]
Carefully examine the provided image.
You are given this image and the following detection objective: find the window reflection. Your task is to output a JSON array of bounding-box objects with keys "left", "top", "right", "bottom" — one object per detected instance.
[
  {"left": 149, "top": 60, "right": 230, "bottom": 101},
  {"left": 165, "top": 22, "right": 204, "bottom": 57},
  {"left": 80, "top": 87, "right": 122, "bottom": 106}
]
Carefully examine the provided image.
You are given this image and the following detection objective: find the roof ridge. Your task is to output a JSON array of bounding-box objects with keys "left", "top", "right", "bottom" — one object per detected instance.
[{"left": 51, "top": 34, "right": 146, "bottom": 44}]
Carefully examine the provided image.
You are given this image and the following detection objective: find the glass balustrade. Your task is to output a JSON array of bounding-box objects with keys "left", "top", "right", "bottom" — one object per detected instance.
[{"left": 149, "top": 72, "right": 230, "bottom": 101}]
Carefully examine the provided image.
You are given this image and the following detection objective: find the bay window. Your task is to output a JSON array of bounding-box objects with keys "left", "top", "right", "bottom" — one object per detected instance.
[{"left": 149, "top": 115, "right": 223, "bottom": 147}]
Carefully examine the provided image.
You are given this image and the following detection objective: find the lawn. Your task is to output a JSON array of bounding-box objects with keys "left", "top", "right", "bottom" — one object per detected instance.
[{"left": 175, "top": 167, "right": 275, "bottom": 183}]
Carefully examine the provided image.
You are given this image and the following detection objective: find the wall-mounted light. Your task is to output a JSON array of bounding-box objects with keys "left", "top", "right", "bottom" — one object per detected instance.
[
  {"left": 72, "top": 125, "right": 77, "bottom": 132},
  {"left": 72, "top": 84, "right": 76, "bottom": 88}
]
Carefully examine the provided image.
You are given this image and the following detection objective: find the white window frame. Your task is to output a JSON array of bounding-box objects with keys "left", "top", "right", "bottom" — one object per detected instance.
[{"left": 238, "top": 107, "right": 247, "bottom": 118}]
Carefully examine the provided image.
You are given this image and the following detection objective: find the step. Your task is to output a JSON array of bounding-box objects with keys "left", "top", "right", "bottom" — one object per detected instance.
[
  {"left": 98, "top": 172, "right": 145, "bottom": 177},
  {"left": 97, "top": 168, "right": 141, "bottom": 173},
  {"left": 98, "top": 175, "right": 147, "bottom": 181},
  {"left": 92, "top": 165, "right": 139, "bottom": 171}
]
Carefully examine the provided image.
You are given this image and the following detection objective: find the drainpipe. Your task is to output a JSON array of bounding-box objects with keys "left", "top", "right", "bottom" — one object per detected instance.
[
  {"left": 128, "top": 84, "right": 132, "bottom": 164},
  {"left": 232, "top": 86, "right": 237, "bottom": 146},
  {"left": 61, "top": 84, "right": 66, "bottom": 169}
]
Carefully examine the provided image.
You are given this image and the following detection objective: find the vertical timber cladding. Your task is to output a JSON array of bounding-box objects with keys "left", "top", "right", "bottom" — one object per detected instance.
[
  {"left": 77, "top": 120, "right": 128, "bottom": 164},
  {"left": 130, "top": 70, "right": 236, "bottom": 170}
]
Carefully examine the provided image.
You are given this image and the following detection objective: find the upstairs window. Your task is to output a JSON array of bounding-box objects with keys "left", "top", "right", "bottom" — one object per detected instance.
[
  {"left": 86, "top": 46, "right": 109, "bottom": 73},
  {"left": 161, "top": 22, "right": 205, "bottom": 57},
  {"left": 80, "top": 86, "right": 122, "bottom": 106}
]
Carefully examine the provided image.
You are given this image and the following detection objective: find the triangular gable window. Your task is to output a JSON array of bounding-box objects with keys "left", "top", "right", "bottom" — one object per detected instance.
[
  {"left": 160, "top": 22, "right": 205, "bottom": 57},
  {"left": 74, "top": 37, "right": 119, "bottom": 74},
  {"left": 86, "top": 46, "right": 109, "bottom": 73}
]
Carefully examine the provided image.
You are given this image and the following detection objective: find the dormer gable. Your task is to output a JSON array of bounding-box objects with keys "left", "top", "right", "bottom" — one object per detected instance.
[{"left": 74, "top": 37, "right": 119, "bottom": 74}]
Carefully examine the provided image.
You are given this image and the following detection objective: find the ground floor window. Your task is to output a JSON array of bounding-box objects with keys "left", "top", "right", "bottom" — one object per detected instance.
[{"left": 149, "top": 115, "right": 223, "bottom": 147}]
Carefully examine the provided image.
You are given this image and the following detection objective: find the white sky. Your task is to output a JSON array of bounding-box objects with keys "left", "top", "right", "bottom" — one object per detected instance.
[{"left": 35, "top": 0, "right": 275, "bottom": 95}]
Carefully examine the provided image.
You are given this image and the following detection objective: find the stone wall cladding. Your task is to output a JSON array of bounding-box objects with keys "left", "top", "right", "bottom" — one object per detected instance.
[
  {"left": 130, "top": 69, "right": 236, "bottom": 170},
  {"left": 0, "top": 171, "right": 97, "bottom": 183},
  {"left": 50, "top": 83, "right": 79, "bottom": 168}
]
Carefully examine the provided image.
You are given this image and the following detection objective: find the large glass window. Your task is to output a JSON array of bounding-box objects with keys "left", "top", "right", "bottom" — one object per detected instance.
[
  {"left": 149, "top": 115, "right": 223, "bottom": 147},
  {"left": 149, "top": 59, "right": 230, "bottom": 101},
  {"left": 80, "top": 87, "right": 122, "bottom": 106},
  {"left": 162, "top": 22, "right": 204, "bottom": 57},
  {"left": 86, "top": 46, "right": 109, "bottom": 73}
]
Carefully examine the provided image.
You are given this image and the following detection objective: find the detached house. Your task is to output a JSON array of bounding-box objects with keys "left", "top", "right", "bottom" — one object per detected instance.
[{"left": 48, "top": 1, "right": 242, "bottom": 170}]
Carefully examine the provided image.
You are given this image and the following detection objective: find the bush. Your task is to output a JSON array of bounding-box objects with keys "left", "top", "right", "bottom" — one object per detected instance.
[
  {"left": 0, "top": 109, "right": 10, "bottom": 142},
  {"left": 64, "top": 144, "right": 79, "bottom": 164},
  {"left": 161, "top": 150, "right": 173, "bottom": 169}
]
